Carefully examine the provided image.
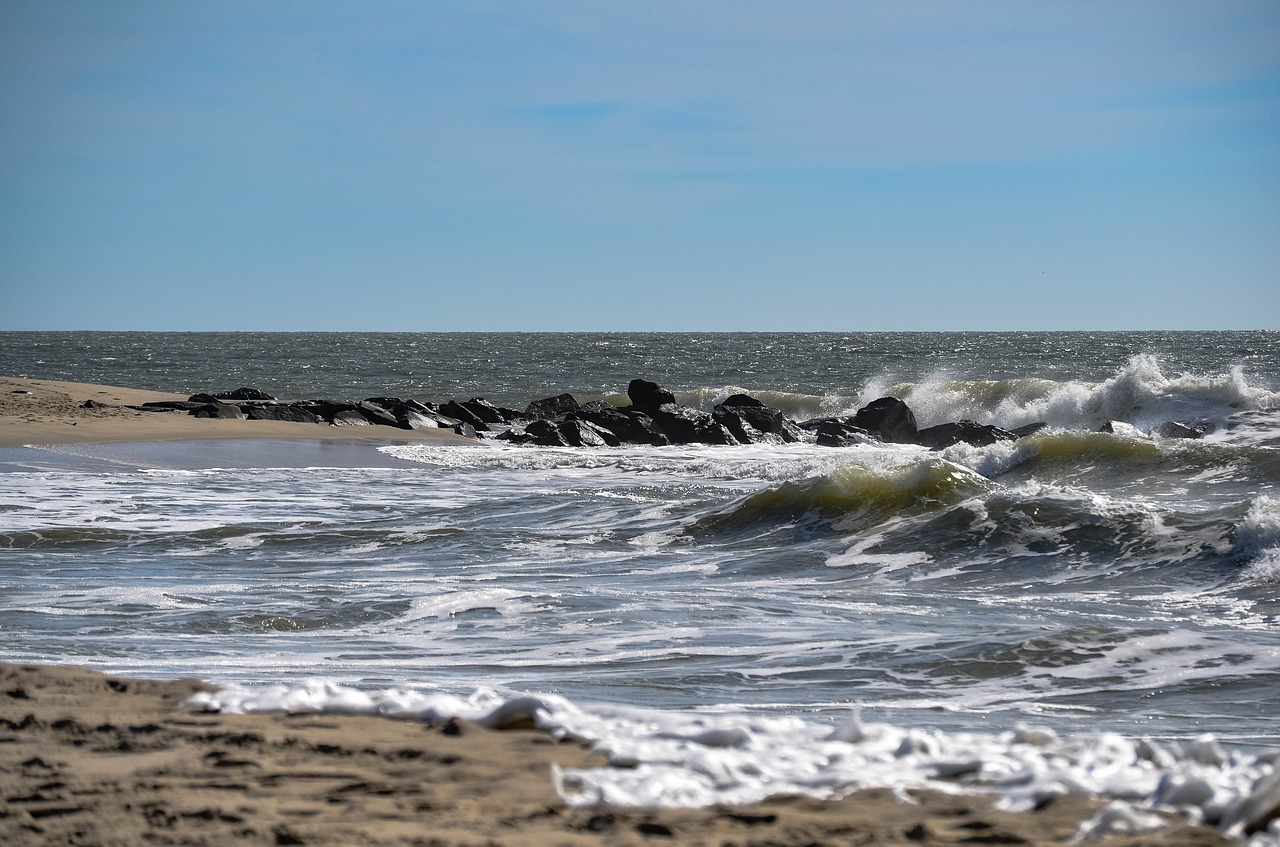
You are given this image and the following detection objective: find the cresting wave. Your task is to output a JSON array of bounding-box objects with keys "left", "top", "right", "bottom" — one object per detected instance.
[
  {"left": 189, "top": 682, "right": 1280, "bottom": 843},
  {"left": 641, "top": 355, "right": 1280, "bottom": 444}
]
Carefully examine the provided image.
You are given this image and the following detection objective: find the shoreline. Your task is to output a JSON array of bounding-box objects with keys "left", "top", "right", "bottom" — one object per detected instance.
[
  {"left": 0, "top": 662, "right": 1230, "bottom": 846},
  {"left": 0, "top": 376, "right": 474, "bottom": 449}
]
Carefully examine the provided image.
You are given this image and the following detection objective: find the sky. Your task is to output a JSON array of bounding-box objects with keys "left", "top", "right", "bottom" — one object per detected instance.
[{"left": 2, "top": 1, "right": 1278, "bottom": 331}]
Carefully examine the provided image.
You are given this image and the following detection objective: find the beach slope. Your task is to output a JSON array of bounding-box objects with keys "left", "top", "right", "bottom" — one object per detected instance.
[{"left": 0, "top": 664, "right": 1229, "bottom": 847}]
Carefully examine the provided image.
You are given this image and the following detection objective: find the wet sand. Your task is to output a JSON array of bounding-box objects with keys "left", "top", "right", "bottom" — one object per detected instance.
[{"left": 0, "top": 663, "right": 1231, "bottom": 847}]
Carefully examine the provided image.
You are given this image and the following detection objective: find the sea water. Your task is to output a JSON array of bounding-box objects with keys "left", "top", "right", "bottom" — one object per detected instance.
[{"left": 1, "top": 331, "right": 1278, "bottom": 838}]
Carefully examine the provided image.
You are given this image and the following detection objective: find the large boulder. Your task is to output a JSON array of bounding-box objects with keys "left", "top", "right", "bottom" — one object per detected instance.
[
  {"left": 525, "top": 393, "right": 580, "bottom": 419},
  {"left": 814, "top": 420, "right": 872, "bottom": 448},
  {"left": 623, "top": 410, "right": 671, "bottom": 446},
  {"left": 357, "top": 399, "right": 403, "bottom": 428},
  {"left": 296, "top": 400, "right": 357, "bottom": 424},
  {"left": 459, "top": 398, "right": 512, "bottom": 425},
  {"left": 627, "top": 379, "right": 677, "bottom": 415},
  {"left": 571, "top": 403, "right": 636, "bottom": 443},
  {"left": 853, "top": 397, "right": 918, "bottom": 444},
  {"left": 1009, "top": 422, "right": 1049, "bottom": 438},
  {"left": 1154, "top": 421, "right": 1206, "bottom": 440},
  {"left": 652, "top": 403, "right": 739, "bottom": 445},
  {"left": 506, "top": 418, "right": 570, "bottom": 447},
  {"left": 915, "top": 420, "right": 1017, "bottom": 450},
  {"left": 330, "top": 410, "right": 370, "bottom": 427},
  {"left": 712, "top": 394, "right": 793, "bottom": 444},
  {"left": 560, "top": 418, "right": 620, "bottom": 448},
  {"left": 438, "top": 400, "right": 491, "bottom": 432},
  {"left": 245, "top": 404, "right": 323, "bottom": 424},
  {"left": 215, "top": 387, "right": 276, "bottom": 402},
  {"left": 190, "top": 401, "right": 245, "bottom": 420},
  {"left": 138, "top": 400, "right": 207, "bottom": 413}
]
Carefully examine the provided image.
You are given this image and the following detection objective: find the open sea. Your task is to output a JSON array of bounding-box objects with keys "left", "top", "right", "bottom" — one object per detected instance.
[{"left": 2, "top": 331, "right": 1279, "bottom": 831}]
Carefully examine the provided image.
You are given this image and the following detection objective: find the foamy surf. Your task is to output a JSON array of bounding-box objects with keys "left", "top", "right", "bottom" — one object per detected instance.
[{"left": 188, "top": 682, "right": 1280, "bottom": 842}]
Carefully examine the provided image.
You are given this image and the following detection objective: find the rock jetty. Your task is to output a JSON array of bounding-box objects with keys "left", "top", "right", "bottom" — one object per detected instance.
[{"left": 88, "top": 378, "right": 1207, "bottom": 448}]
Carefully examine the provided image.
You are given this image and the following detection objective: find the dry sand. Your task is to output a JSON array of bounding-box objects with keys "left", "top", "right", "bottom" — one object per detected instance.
[
  {"left": 0, "top": 377, "right": 1236, "bottom": 845},
  {"left": 0, "top": 376, "right": 472, "bottom": 449},
  {"left": 0, "top": 664, "right": 1232, "bottom": 847}
]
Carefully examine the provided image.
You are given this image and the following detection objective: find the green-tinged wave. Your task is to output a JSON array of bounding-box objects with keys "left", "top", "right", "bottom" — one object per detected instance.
[{"left": 693, "top": 457, "right": 990, "bottom": 538}]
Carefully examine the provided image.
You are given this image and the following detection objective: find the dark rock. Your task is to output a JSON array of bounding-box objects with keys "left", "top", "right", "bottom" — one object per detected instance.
[
  {"left": 138, "top": 400, "right": 206, "bottom": 412},
  {"left": 652, "top": 403, "right": 739, "bottom": 445},
  {"left": 245, "top": 404, "right": 323, "bottom": 424},
  {"left": 713, "top": 394, "right": 793, "bottom": 443},
  {"left": 215, "top": 387, "right": 276, "bottom": 402},
  {"left": 190, "top": 402, "right": 245, "bottom": 420},
  {"left": 853, "top": 397, "right": 918, "bottom": 444},
  {"left": 525, "top": 393, "right": 580, "bottom": 419},
  {"left": 187, "top": 393, "right": 222, "bottom": 405},
  {"left": 571, "top": 404, "right": 637, "bottom": 443},
  {"left": 460, "top": 399, "right": 509, "bottom": 424},
  {"left": 438, "top": 401, "right": 490, "bottom": 432},
  {"left": 363, "top": 396, "right": 408, "bottom": 411},
  {"left": 296, "top": 400, "right": 358, "bottom": 424},
  {"left": 1154, "top": 421, "right": 1206, "bottom": 440},
  {"left": 356, "top": 400, "right": 403, "bottom": 428},
  {"left": 915, "top": 420, "right": 1017, "bottom": 450},
  {"left": 1099, "top": 421, "right": 1145, "bottom": 437},
  {"left": 623, "top": 411, "right": 671, "bottom": 446},
  {"left": 560, "top": 418, "right": 620, "bottom": 448},
  {"left": 718, "top": 393, "right": 766, "bottom": 409},
  {"left": 627, "top": 379, "right": 676, "bottom": 415},
  {"left": 400, "top": 409, "right": 442, "bottom": 430},
  {"left": 452, "top": 422, "right": 478, "bottom": 439},
  {"left": 524, "top": 419, "right": 570, "bottom": 446},
  {"left": 815, "top": 420, "right": 871, "bottom": 447},
  {"left": 1009, "top": 422, "right": 1049, "bottom": 438},
  {"left": 80, "top": 399, "right": 113, "bottom": 409},
  {"left": 330, "top": 410, "right": 370, "bottom": 427}
]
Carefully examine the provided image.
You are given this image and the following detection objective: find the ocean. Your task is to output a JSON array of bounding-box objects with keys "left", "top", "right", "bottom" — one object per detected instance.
[{"left": 2, "top": 331, "right": 1278, "bottom": 829}]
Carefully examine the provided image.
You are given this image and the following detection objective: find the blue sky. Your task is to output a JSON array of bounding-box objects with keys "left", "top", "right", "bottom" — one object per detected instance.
[{"left": 2, "top": 1, "right": 1278, "bottom": 330}]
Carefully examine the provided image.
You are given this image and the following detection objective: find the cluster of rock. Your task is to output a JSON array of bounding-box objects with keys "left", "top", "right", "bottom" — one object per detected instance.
[{"left": 87, "top": 378, "right": 1207, "bottom": 448}]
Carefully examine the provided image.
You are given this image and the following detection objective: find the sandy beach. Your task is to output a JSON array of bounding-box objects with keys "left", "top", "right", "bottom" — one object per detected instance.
[
  {"left": 0, "top": 376, "right": 1246, "bottom": 845},
  {"left": 0, "top": 376, "right": 472, "bottom": 449},
  {"left": 0, "top": 663, "right": 1231, "bottom": 847}
]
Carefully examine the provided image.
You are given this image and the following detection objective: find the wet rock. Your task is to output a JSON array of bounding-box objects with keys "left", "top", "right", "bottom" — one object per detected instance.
[
  {"left": 713, "top": 394, "right": 795, "bottom": 443},
  {"left": 190, "top": 402, "right": 245, "bottom": 420},
  {"left": 330, "top": 410, "right": 370, "bottom": 427},
  {"left": 356, "top": 400, "right": 403, "bottom": 427},
  {"left": 652, "top": 403, "right": 739, "bottom": 445},
  {"left": 526, "top": 393, "right": 580, "bottom": 419},
  {"left": 853, "top": 397, "right": 918, "bottom": 444},
  {"left": 244, "top": 404, "right": 323, "bottom": 424},
  {"left": 1008, "top": 422, "right": 1049, "bottom": 438},
  {"left": 560, "top": 418, "right": 620, "bottom": 448},
  {"left": 1099, "top": 421, "right": 1147, "bottom": 438},
  {"left": 1154, "top": 421, "right": 1206, "bottom": 439},
  {"left": 623, "top": 410, "right": 671, "bottom": 446},
  {"left": 438, "top": 400, "right": 491, "bottom": 432},
  {"left": 458, "top": 398, "right": 513, "bottom": 425},
  {"left": 627, "top": 379, "right": 676, "bottom": 415},
  {"left": 214, "top": 387, "right": 276, "bottom": 402},
  {"left": 915, "top": 420, "right": 1017, "bottom": 450},
  {"left": 814, "top": 420, "right": 871, "bottom": 447}
]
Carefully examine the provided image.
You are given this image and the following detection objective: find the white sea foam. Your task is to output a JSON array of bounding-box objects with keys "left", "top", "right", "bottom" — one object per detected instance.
[
  {"left": 867, "top": 355, "right": 1279, "bottom": 436},
  {"left": 188, "top": 682, "right": 1280, "bottom": 841},
  {"left": 1236, "top": 496, "right": 1280, "bottom": 582}
]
